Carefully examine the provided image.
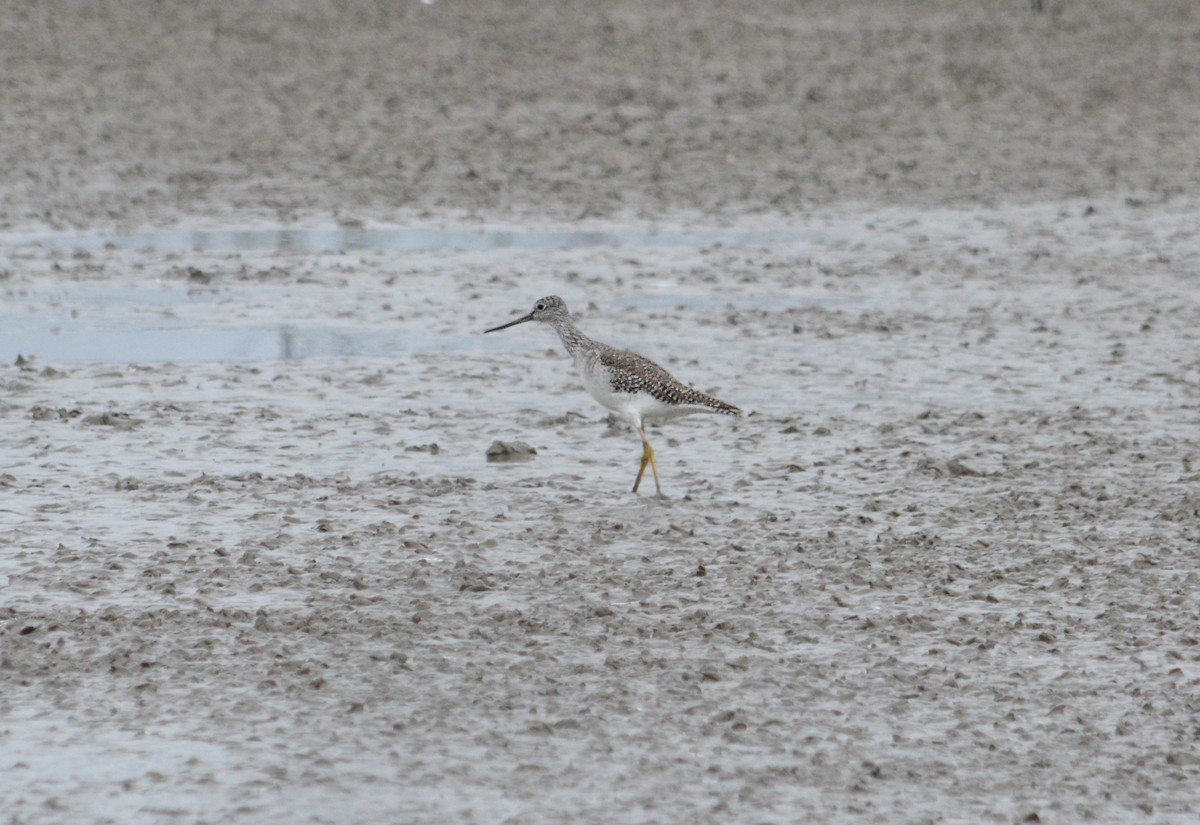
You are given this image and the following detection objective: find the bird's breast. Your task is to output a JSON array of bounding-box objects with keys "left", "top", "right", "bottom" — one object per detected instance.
[{"left": 576, "top": 357, "right": 626, "bottom": 412}]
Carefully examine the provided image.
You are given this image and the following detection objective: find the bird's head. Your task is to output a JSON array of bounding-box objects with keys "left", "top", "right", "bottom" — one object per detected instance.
[{"left": 484, "top": 295, "right": 570, "bottom": 333}]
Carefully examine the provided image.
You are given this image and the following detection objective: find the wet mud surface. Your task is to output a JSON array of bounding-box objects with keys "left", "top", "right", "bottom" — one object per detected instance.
[{"left": 3, "top": 2, "right": 1200, "bottom": 823}]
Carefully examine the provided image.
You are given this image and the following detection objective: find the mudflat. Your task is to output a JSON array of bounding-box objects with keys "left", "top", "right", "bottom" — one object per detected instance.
[{"left": 2, "top": 2, "right": 1199, "bottom": 823}]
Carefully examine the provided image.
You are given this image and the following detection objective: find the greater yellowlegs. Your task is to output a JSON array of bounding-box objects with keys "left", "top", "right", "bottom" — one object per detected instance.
[{"left": 485, "top": 295, "right": 740, "bottom": 495}]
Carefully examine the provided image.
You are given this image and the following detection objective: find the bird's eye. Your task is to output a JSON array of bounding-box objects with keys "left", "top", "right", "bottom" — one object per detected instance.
[{"left": 535, "top": 302, "right": 546, "bottom": 311}]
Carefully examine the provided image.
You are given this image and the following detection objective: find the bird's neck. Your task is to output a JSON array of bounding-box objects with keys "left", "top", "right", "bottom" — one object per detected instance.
[{"left": 551, "top": 317, "right": 594, "bottom": 358}]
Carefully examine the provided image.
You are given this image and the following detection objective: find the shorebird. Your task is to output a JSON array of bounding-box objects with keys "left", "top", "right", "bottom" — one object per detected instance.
[{"left": 485, "top": 295, "right": 740, "bottom": 495}]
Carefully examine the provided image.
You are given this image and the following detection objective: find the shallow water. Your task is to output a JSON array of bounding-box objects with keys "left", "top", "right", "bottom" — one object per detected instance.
[{"left": 0, "top": 224, "right": 839, "bottom": 364}]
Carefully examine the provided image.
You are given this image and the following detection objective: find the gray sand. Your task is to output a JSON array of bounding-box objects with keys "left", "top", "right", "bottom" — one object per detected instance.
[{"left": 3, "top": 3, "right": 1200, "bottom": 823}]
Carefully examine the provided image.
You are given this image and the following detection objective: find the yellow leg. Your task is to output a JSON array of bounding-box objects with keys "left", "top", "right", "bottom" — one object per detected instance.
[
  {"left": 632, "top": 428, "right": 663, "bottom": 496},
  {"left": 633, "top": 442, "right": 650, "bottom": 493},
  {"left": 647, "top": 441, "right": 662, "bottom": 494}
]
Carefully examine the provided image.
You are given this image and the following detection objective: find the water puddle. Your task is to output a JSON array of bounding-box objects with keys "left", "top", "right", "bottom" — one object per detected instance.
[
  {"left": 0, "top": 224, "right": 817, "bottom": 365},
  {"left": 6, "top": 325, "right": 488, "bottom": 365}
]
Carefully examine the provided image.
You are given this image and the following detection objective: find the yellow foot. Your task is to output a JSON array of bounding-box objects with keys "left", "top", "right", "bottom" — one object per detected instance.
[{"left": 632, "top": 433, "right": 664, "bottom": 496}]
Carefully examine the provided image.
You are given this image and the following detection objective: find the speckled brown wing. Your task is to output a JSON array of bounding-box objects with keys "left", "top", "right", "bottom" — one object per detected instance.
[{"left": 598, "top": 347, "right": 741, "bottom": 414}]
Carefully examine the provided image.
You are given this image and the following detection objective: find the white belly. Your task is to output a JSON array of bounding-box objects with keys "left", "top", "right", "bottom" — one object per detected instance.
[
  {"left": 574, "top": 352, "right": 695, "bottom": 425},
  {"left": 577, "top": 352, "right": 628, "bottom": 411}
]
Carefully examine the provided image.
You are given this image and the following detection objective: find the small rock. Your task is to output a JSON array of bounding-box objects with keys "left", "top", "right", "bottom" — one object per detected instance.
[{"left": 486, "top": 440, "right": 537, "bottom": 462}]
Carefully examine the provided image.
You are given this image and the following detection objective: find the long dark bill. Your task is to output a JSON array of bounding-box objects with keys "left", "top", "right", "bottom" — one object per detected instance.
[{"left": 484, "top": 312, "right": 535, "bottom": 333}]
